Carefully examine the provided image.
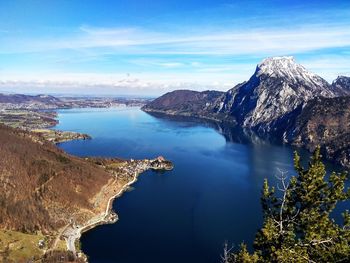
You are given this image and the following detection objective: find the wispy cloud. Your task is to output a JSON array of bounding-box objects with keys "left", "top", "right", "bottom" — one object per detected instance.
[
  {"left": 0, "top": 3, "right": 349, "bottom": 94},
  {"left": 2, "top": 23, "right": 350, "bottom": 56},
  {"left": 0, "top": 75, "right": 234, "bottom": 96},
  {"left": 129, "top": 59, "right": 185, "bottom": 68},
  {"left": 301, "top": 55, "right": 350, "bottom": 81}
]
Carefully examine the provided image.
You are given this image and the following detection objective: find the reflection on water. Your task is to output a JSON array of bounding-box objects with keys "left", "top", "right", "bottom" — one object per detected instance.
[{"left": 146, "top": 111, "right": 290, "bottom": 145}]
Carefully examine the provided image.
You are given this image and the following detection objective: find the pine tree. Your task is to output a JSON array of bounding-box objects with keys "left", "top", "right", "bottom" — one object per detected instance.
[{"left": 229, "top": 147, "right": 350, "bottom": 262}]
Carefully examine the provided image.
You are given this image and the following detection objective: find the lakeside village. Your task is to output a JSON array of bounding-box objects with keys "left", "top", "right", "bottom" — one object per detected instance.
[{"left": 59, "top": 156, "right": 174, "bottom": 259}]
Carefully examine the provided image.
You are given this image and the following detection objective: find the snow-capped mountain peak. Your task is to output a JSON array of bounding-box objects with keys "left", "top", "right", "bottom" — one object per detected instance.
[
  {"left": 257, "top": 56, "right": 315, "bottom": 80},
  {"left": 211, "top": 56, "right": 337, "bottom": 131}
]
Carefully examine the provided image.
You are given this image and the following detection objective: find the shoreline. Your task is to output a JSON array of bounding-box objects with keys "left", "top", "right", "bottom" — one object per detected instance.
[
  {"left": 80, "top": 170, "right": 140, "bottom": 240},
  {"left": 32, "top": 128, "right": 91, "bottom": 144},
  {"left": 63, "top": 166, "right": 144, "bottom": 258},
  {"left": 60, "top": 158, "right": 173, "bottom": 261}
]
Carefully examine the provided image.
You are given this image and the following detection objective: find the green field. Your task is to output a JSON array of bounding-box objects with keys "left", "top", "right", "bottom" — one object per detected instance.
[{"left": 0, "top": 230, "right": 47, "bottom": 262}]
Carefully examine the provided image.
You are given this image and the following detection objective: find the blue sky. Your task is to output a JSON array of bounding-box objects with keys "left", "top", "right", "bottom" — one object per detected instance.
[{"left": 0, "top": 0, "right": 349, "bottom": 95}]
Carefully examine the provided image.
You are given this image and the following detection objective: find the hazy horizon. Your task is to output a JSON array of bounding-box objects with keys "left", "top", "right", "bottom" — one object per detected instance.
[
  {"left": 0, "top": 89, "right": 157, "bottom": 98},
  {"left": 1, "top": 0, "right": 349, "bottom": 96}
]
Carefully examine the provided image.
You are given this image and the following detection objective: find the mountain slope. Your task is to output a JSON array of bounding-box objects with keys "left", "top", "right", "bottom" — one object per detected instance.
[
  {"left": 285, "top": 96, "right": 350, "bottom": 167},
  {"left": 0, "top": 124, "right": 122, "bottom": 262},
  {"left": 0, "top": 124, "right": 111, "bottom": 233},
  {"left": 332, "top": 76, "right": 350, "bottom": 95},
  {"left": 212, "top": 56, "right": 337, "bottom": 133},
  {"left": 0, "top": 124, "right": 174, "bottom": 262},
  {"left": 0, "top": 93, "right": 63, "bottom": 109}
]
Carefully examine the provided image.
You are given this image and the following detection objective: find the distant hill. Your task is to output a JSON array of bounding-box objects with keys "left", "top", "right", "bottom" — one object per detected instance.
[
  {"left": 142, "top": 57, "right": 350, "bottom": 167},
  {"left": 0, "top": 93, "right": 61, "bottom": 104},
  {"left": 0, "top": 93, "right": 63, "bottom": 109},
  {"left": 142, "top": 90, "right": 226, "bottom": 121},
  {"left": 0, "top": 93, "right": 150, "bottom": 110}
]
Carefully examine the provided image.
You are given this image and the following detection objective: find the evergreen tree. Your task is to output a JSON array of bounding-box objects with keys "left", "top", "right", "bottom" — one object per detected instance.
[{"left": 226, "top": 147, "right": 350, "bottom": 262}]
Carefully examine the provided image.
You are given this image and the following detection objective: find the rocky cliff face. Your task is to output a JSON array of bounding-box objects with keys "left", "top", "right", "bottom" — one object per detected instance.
[
  {"left": 285, "top": 96, "right": 350, "bottom": 167},
  {"left": 212, "top": 57, "right": 337, "bottom": 134},
  {"left": 332, "top": 76, "right": 350, "bottom": 96}
]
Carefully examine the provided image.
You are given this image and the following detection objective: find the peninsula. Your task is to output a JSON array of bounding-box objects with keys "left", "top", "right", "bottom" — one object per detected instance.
[
  {"left": 0, "top": 94, "right": 152, "bottom": 144},
  {"left": 0, "top": 124, "right": 173, "bottom": 262}
]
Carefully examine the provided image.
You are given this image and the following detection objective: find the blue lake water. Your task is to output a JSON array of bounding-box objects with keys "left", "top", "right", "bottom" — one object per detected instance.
[{"left": 55, "top": 107, "right": 338, "bottom": 263}]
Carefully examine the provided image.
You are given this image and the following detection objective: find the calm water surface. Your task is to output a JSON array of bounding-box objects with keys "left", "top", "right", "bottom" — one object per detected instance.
[{"left": 56, "top": 107, "right": 312, "bottom": 263}]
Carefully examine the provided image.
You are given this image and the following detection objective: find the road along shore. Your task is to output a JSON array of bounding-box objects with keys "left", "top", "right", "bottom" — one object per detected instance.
[{"left": 61, "top": 157, "right": 173, "bottom": 260}]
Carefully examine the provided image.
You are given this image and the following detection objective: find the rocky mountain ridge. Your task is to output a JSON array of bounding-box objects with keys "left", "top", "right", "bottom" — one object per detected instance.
[
  {"left": 211, "top": 57, "right": 338, "bottom": 133},
  {"left": 285, "top": 96, "right": 350, "bottom": 167},
  {"left": 142, "top": 57, "right": 350, "bottom": 167},
  {"left": 332, "top": 76, "right": 350, "bottom": 95}
]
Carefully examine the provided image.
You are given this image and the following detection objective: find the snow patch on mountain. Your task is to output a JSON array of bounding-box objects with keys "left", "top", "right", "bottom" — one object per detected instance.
[{"left": 211, "top": 56, "right": 337, "bottom": 132}]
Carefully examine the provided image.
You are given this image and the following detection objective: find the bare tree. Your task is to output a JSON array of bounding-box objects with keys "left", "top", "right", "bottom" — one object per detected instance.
[{"left": 221, "top": 241, "right": 233, "bottom": 263}]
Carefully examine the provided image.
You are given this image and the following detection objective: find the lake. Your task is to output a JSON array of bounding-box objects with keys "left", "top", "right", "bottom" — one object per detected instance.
[{"left": 55, "top": 107, "right": 317, "bottom": 263}]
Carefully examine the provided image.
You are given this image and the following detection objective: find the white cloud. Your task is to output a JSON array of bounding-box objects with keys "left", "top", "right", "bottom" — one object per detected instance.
[
  {"left": 1, "top": 24, "right": 350, "bottom": 56},
  {"left": 0, "top": 70, "right": 236, "bottom": 95},
  {"left": 159, "top": 62, "right": 185, "bottom": 68},
  {"left": 128, "top": 59, "right": 185, "bottom": 68},
  {"left": 0, "top": 78, "right": 233, "bottom": 96},
  {"left": 1, "top": 53, "right": 349, "bottom": 96},
  {"left": 301, "top": 55, "right": 350, "bottom": 81},
  {"left": 1, "top": 20, "right": 349, "bottom": 94}
]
